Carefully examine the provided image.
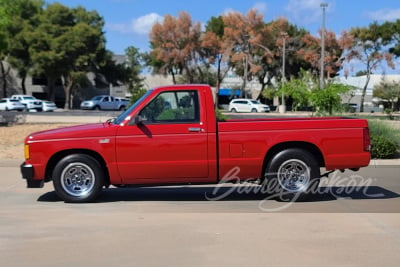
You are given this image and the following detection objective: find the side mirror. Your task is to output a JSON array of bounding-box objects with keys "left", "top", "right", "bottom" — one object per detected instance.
[{"left": 132, "top": 115, "right": 144, "bottom": 125}]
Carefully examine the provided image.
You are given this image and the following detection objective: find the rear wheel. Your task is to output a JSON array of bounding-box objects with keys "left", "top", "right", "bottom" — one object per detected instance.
[
  {"left": 52, "top": 154, "right": 105, "bottom": 203},
  {"left": 251, "top": 108, "right": 257, "bottom": 112},
  {"left": 263, "top": 148, "right": 320, "bottom": 201},
  {"left": 230, "top": 108, "right": 237, "bottom": 113}
]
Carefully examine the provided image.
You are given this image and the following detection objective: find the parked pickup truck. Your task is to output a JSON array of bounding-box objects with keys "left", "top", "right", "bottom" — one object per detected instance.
[
  {"left": 21, "top": 84, "right": 371, "bottom": 203},
  {"left": 80, "top": 95, "right": 129, "bottom": 110}
]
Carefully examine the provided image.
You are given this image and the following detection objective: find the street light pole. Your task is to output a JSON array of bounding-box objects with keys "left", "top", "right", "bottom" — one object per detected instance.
[
  {"left": 320, "top": 2, "right": 328, "bottom": 89},
  {"left": 280, "top": 32, "right": 288, "bottom": 113}
]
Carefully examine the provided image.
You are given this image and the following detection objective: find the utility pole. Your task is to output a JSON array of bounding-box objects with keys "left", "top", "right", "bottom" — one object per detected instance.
[
  {"left": 280, "top": 32, "right": 288, "bottom": 113},
  {"left": 320, "top": 2, "right": 328, "bottom": 89}
]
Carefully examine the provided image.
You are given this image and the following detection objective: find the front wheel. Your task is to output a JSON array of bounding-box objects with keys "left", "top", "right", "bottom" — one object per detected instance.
[
  {"left": 52, "top": 154, "right": 105, "bottom": 203},
  {"left": 230, "top": 108, "right": 237, "bottom": 113},
  {"left": 263, "top": 148, "right": 320, "bottom": 201}
]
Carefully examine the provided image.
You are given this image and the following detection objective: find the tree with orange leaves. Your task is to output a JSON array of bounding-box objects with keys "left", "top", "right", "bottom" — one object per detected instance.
[
  {"left": 201, "top": 16, "right": 231, "bottom": 106},
  {"left": 254, "top": 18, "right": 311, "bottom": 100},
  {"left": 149, "top": 11, "right": 202, "bottom": 84},
  {"left": 222, "top": 9, "right": 270, "bottom": 97},
  {"left": 296, "top": 30, "right": 343, "bottom": 82}
]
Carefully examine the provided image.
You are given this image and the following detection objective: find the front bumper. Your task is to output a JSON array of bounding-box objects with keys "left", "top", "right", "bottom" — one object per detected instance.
[{"left": 20, "top": 162, "right": 44, "bottom": 188}]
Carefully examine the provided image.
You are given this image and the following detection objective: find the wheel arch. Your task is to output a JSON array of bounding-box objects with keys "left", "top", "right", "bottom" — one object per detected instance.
[
  {"left": 45, "top": 149, "right": 110, "bottom": 186},
  {"left": 262, "top": 141, "right": 325, "bottom": 176}
]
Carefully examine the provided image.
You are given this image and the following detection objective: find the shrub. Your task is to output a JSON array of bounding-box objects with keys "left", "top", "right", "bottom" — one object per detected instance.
[
  {"left": 368, "top": 120, "right": 400, "bottom": 159},
  {"left": 216, "top": 109, "right": 228, "bottom": 122},
  {"left": 370, "top": 136, "right": 397, "bottom": 159}
]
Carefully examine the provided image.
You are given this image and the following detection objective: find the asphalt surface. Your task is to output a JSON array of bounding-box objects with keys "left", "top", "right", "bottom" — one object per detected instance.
[{"left": 1, "top": 162, "right": 400, "bottom": 266}]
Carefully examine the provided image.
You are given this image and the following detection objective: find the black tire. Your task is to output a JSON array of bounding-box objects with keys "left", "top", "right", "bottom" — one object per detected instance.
[
  {"left": 251, "top": 108, "right": 257, "bottom": 113},
  {"left": 263, "top": 148, "right": 320, "bottom": 201},
  {"left": 119, "top": 105, "right": 126, "bottom": 111},
  {"left": 230, "top": 108, "right": 237, "bottom": 113},
  {"left": 94, "top": 106, "right": 101, "bottom": 110},
  {"left": 52, "top": 154, "right": 105, "bottom": 203}
]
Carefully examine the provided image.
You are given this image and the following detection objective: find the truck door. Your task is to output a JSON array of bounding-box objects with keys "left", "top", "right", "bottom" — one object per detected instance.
[
  {"left": 102, "top": 96, "right": 113, "bottom": 110},
  {"left": 115, "top": 90, "right": 209, "bottom": 183}
]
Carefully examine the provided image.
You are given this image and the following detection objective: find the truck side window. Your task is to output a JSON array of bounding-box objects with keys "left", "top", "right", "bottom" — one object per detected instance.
[{"left": 139, "top": 90, "right": 199, "bottom": 123}]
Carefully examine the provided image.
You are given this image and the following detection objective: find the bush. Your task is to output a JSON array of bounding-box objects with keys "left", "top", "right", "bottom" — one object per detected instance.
[
  {"left": 368, "top": 120, "right": 400, "bottom": 159},
  {"left": 370, "top": 136, "right": 397, "bottom": 159},
  {"left": 216, "top": 109, "right": 228, "bottom": 122}
]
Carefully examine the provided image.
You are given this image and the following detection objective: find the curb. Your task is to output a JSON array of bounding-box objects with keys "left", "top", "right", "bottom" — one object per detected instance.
[{"left": 368, "top": 159, "right": 400, "bottom": 168}]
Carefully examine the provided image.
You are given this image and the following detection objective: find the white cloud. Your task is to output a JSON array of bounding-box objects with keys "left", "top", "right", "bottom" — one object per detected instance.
[
  {"left": 132, "top": 13, "right": 163, "bottom": 35},
  {"left": 222, "top": 8, "right": 237, "bottom": 15},
  {"left": 252, "top": 2, "right": 268, "bottom": 14},
  {"left": 285, "top": 0, "right": 328, "bottom": 24},
  {"left": 365, "top": 8, "right": 400, "bottom": 21},
  {"left": 106, "top": 13, "right": 163, "bottom": 35}
]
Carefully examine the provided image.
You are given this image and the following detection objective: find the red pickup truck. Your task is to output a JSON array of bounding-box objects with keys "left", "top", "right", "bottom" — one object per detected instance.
[{"left": 21, "top": 84, "right": 371, "bottom": 202}]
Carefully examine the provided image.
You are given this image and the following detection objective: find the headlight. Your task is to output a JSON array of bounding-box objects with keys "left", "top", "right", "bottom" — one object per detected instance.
[{"left": 24, "top": 144, "right": 30, "bottom": 160}]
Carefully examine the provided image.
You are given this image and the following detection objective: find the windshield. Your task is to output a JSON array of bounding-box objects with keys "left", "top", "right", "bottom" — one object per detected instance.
[
  {"left": 114, "top": 90, "right": 153, "bottom": 125},
  {"left": 23, "top": 96, "right": 35, "bottom": 100},
  {"left": 91, "top": 96, "right": 103, "bottom": 101}
]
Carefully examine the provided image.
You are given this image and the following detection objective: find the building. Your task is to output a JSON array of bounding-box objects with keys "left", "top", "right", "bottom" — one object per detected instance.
[{"left": 335, "top": 74, "right": 400, "bottom": 112}]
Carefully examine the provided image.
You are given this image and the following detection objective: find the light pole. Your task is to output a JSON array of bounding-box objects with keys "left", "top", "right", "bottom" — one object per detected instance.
[
  {"left": 320, "top": 2, "right": 328, "bottom": 89},
  {"left": 280, "top": 32, "right": 288, "bottom": 113}
]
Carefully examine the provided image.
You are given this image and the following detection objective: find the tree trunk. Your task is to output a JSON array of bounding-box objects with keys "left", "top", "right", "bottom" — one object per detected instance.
[
  {"left": 1, "top": 60, "right": 7, "bottom": 98},
  {"left": 21, "top": 76, "right": 27, "bottom": 95},
  {"left": 359, "top": 72, "right": 371, "bottom": 113},
  {"left": 214, "top": 79, "right": 220, "bottom": 108},
  {"left": 171, "top": 69, "right": 176, "bottom": 84},
  {"left": 47, "top": 76, "right": 56, "bottom": 101},
  {"left": 62, "top": 75, "right": 73, "bottom": 110}
]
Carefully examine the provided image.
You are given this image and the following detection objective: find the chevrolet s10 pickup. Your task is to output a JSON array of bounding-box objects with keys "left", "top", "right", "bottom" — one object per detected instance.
[{"left": 20, "top": 84, "right": 371, "bottom": 202}]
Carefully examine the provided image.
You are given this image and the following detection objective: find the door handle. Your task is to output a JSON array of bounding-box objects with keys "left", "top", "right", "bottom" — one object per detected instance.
[{"left": 188, "top": 127, "right": 203, "bottom": 132}]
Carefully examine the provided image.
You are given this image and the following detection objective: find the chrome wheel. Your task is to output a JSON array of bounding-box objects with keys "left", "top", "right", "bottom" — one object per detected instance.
[
  {"left": 277, "top": 159, "right": 310, "bottom": 193},
  {"left": 60, "top": 162, "right": 95, "bottom": 197}
]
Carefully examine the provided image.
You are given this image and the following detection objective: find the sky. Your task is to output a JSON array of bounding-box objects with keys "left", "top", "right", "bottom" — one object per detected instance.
[
  {"left": 47, "top": 0, "right": 400, "bottom": 74},
  {"left": 47, "top": 0, "right": 400, "bottom": 54}
]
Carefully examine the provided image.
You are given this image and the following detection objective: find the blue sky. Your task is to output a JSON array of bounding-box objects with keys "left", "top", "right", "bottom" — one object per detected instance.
[{"left": 47, "top": 0, "right": 400, "bottom": 55}]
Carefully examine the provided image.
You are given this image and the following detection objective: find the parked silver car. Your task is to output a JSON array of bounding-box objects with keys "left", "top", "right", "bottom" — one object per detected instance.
[{"left": 80, "top": 95, "right": 129, "bottom": 110}]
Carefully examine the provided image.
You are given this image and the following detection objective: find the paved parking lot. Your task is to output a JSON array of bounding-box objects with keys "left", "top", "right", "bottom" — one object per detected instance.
[{"left": 1, "top": 161, "right": 400, "bottom": 266}]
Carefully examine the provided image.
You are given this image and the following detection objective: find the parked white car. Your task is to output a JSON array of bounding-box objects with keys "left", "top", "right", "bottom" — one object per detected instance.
[
  {"left": 42, "top": 100, "right": 57, "bottom": 112},
  {"left": 0, "top": 98, "right": 26, "bottom": 111},
  {"left": 11, "top": 95, "right": 42, "bottom": 111},
  {"left": 229, "top": 98, "right": 270, "bottom": 113}
]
